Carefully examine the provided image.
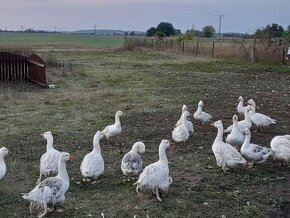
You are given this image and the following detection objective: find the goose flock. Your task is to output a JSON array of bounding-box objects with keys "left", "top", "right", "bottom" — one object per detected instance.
[{"left": 1, "top": 96, "right": 290, "bottom": 217}]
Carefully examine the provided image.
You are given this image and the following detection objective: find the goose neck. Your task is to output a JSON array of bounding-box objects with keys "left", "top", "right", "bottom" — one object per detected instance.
[
  {"left": 242, "top": 134, "right": 251, "bottom": 148},
  {"left": 114, "top": 114, "right": 121, "bottom": 127},
  {"left": 182, "top": 113, "right": 188, "bottom": 124},
  {"left": 57, "top": 159, "right": 69, "bottom": 182},
  {"left": 245, "top": 109, "right": 251, "bottom": 121},
  {"left": 46, "top": 137, "right": 54, "bottom": 150},
  {"left": 93, "top": 137, "right": 102, "bottom": 154},
  {"left": 159, "top": 146, "right": 168, "bottom": 163},
  {"left": 214, "top": 125, "right": 224, "bottom": 143},
  {"left": 251, "top": 103, "right": 256, "bottom": 113}
]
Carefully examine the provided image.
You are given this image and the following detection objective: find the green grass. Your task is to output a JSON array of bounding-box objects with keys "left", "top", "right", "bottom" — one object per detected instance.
[
  {"left": 0, "top": 45, "right": 290, "bottom": 217},
  {"left": 0, "top": 32, "right": 124, "bottom": 49}
]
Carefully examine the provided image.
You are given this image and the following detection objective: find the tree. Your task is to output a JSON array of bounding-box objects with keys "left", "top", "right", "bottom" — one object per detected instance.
[
  {"left": 156, "top": 22, "right": 176, "bottom": 37},
  {"left": 186, "top": 29, "right": 202, "bottom": 37},
  {"left": 202, "top": 26, "right": 215, "bottom": 38},
  {"left": 130, "top": 31, "right": 136, "bottom": 36},
  {"left": 124, "top": 32, "right": 128, "bottom": 36},
  {"left": 176, "top": 32, "right": 193, "bottom": 43},
  {"left": 255, "top": 23, "right": 284, "bottom": 39},
  {"left": 154, "top": 31, "right": 165, "bottom": 39},
  {"left": 146, "top": 27, "right": 157, "bottom": 36}
]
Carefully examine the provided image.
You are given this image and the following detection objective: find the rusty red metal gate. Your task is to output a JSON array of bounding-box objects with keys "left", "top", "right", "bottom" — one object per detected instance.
[{"left": 0, "top": 52, "right": 47, "bottom": 87}]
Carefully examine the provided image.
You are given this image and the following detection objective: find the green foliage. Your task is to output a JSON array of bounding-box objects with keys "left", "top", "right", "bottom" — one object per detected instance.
[
  {"left": 147, "top": 22, "right": 179, "bottom": 37},
  {"left": 154, "top": 31, "right": 165, "bottom": 39},
  {"left": 202, "top": 25, "right": 215, "bottom": 38},
  {"left": 156, "top": 22, "right": 176, "bottom": 37},
  {"left": 130, "top": 31, "right": 136, "bottom": 36},
  {"left": 255, "top": 23, "right": 285, "bottom": 39},
  {"left": 146, "top": 27, "right": 157, "bottom": 36},
  {"left": 176, "top": 33, "right": 193, "bottom": 43},
  {"left": 186, "top": 29, "right": 202, "bottom": 37}
]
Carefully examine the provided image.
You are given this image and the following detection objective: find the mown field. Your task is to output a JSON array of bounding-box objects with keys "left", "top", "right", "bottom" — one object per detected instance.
[
  {"left": 0, "top": 32, "right": 124, "bottom": 49},
  {"left": 0, "top": 34, "right": 290, "bottom": 217}
]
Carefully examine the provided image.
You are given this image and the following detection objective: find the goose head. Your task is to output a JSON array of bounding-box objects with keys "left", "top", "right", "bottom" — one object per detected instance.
[
  {"left": 132, "top": 142, "right": 145, "bottom": 154},
  {"left": 242, "top": 128, "right": 251, "bottom": 136},
  {"left": 245, "top": 105, "right": 252, "bottom": 112},
  {"left": 94, "top": 131, "right": 104, "bottom": 140},
  {"left": 238, "top": 96, "right": 244, "bottom": 102},
  {"left": 160, "top": 139, "right": 170, "bottom": 150},
  {"left": 60, "top": 152, "right": 75, "bottom": 162},
  {"left": 211, "top": 120, "right": 223, "bottom": 128},
  {"left": 182, "top": 105, "right": 188, "bottom": 112},
  {"left": 41, "top": 131, "right": 53, "bottom": 140},
  {"left": 232, "top": 114, "right": 239, "bottom": 123},
  {"left": 248, "top": 99, "right": 255, "bottom": 106},
  {"left": 198, "top": 100, "right": 204, "bottom": 107},
  {"left": 116, "top": 111, "right": 125, "bottom": 117},
  {"left": 0, "top": 147, "right": 9, "bottom": 157}
]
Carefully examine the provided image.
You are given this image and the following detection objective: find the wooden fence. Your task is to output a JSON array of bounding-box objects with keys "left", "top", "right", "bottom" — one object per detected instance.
[
  {"left": 123, "top": 37, "right": 289, "bottom": 64},
  {"left": 0, "top": 52, "right": 47, "bottom": 87}
]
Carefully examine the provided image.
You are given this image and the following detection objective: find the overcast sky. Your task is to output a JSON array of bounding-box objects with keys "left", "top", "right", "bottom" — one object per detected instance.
[{"left": 0, "top": 0, "right": 289, "bottom": 33}]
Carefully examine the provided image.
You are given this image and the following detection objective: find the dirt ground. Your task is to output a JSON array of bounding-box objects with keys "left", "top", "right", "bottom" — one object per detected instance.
[{"left": 0, "top": 49, "right": 290, "bottom": 217}]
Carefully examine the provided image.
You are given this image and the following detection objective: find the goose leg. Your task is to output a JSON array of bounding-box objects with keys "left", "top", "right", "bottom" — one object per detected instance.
[
  {"left": 155, "top": 187, "right": 162, "bottom": 202},
  {"left": 37, "top": 204, "right": 47, "bottom": 218},
  {"left": 222, "top": 166, "right": 228, "bottom": 172},
  {"left": 136, "top": 185, "right": 141, "bottom": 195},
  {"left": 29, "top": 202, "right": 34, "bottom": 215}
]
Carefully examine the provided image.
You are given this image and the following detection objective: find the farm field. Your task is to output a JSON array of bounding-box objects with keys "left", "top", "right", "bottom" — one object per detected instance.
[
  {"left": 0, "top": 32, "right": 125, "bottom": 49},
  {"left": 0, "top": 41, "right": 290, "bottom": 217}
]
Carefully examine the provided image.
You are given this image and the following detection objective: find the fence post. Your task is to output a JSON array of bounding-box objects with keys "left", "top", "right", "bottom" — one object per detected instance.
[
  {"left": 253, "top": 37, "right": 256, "bottom": 63},
  {"left": 170, "top": 40, "right": 173, "bottom": 50},
  {"left": 182, "top": 41, "right": 185, "bottom": 53},
  {"left": 282, "top": 47, "right": 286, "bottom": 65},
  {"left": 196, "top": 40, "right": 199, "bottom": 55},
  {"left": 212, "top": 41, "right": 215, "bottom": 57},
  {"left": 124, "top": 35, "right": 127, "bottom": 49}
]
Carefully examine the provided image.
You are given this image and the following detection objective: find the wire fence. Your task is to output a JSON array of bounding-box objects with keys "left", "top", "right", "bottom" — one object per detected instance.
[{"left": 123, "top": 37, "right": 289, "bottom": 65}]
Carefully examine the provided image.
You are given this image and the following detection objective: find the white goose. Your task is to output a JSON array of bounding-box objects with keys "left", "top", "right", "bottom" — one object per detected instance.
[
  {"left": 193, "top": 100, "right": 212, "bottom": 126},
  {"left": 121, "top": 142, "right": 145, "bottom": 177},
  {"left": 38, "top": 131, "right": 61, "bottom": 184},
  {"left": 225, "top": 115, "right": 245, "bottom": 148},
  {"left": 80, "top": 131, "right": 104, "bottom": 182},
  {"left": 237, "top": 96, "right": 247, "bottom": 115},
  {"left": 23, "top": 152, "right": 75, "bottom": 218},
  {"left": 240, "top": 128, "right": 272, "bottom": 163},
  {"left": 172, "top": 111, "right": 190, "bottom": 142},
  {"left": 225, "top": 105, "right": 252, "bottom": 133},
  {"left": 102, "top": 111, "right": 125, "bottom": 139},
  {"left": 211, "top": 120, "right": 247, "bottom": 171},
  {"left": 134, "top": 139, "right": 172, "bottom": 202},
  {"left": 270, "top": 135, "right": 290, "bottom": 162},
  {"left": 0, "top": 147, "right": 9, "bottom": 180},
  {"left": 175, "top": 105, "right": 194, "bottom": 134},
  {"left": 248, "top": 99, "right": 276, "bottom": 128}
]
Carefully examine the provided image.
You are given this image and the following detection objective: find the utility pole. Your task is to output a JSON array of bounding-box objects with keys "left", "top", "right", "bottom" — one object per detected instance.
[
  {"left": 218, "top": 15, "right": 224, "bottom": 37},
  {"left": 94, "top": 24, "right": 96, "bottom": 35}
]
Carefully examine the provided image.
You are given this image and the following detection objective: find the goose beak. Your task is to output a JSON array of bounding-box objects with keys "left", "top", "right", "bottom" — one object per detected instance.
[
  {"left": 40, "top": 134, "right": 44, "bottom": 137},
  {"left": 69, "top": 155, "right": 76, "bottom": 161},
  {"left": 210, "top": 123, "right": 215, "bottom": 127}
]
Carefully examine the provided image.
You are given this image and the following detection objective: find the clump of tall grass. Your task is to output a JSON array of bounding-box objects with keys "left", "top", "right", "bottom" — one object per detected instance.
[{"left": 44, "top": 53, "right": 64, "bottom": 67}]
